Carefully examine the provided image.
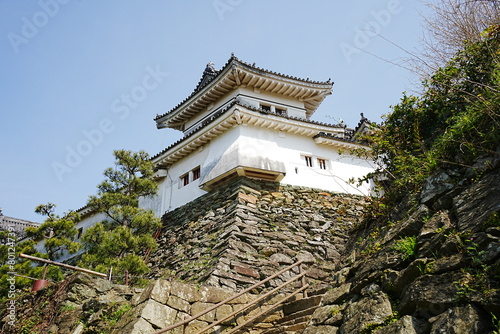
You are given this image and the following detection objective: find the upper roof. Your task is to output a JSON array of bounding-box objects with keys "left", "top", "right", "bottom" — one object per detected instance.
[{"left": 154, "top": 55, "right": 333, "bottom": 131}]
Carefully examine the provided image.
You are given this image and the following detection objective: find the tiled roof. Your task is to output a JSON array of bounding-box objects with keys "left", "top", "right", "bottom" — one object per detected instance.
[
  {"left": 151, "top": 98, "right": 345, "bottom": 163},
  {"left": 154, "top": 54, "right": 333, "bottom": 122}
]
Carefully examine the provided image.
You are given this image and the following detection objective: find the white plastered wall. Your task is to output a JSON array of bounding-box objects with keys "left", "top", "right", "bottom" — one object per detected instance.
[{"left": 141, "top": 123, "right": 375, "bottom": 218}]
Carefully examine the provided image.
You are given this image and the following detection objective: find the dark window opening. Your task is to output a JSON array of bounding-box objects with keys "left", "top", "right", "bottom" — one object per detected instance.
[
  {"left": 275, "top": 107, "right": 286, "bottom": 116},
  {"left": 192, "top": 167, "right": 200, "bottom": 180},
  {"left": 318, "top": 159, "right": 327, "bottom": 170},
  {"left": 182, "top": 174, "right": 189, "bottom": 186},
  {"left": 261, "top": 104, "right": 271, "bottom": 112},
  {"left": 305, "top": 156, "right": 313, "bottom": 167},
  {"left": 77, "top": 227, "right": 83, "bottom": 239}
]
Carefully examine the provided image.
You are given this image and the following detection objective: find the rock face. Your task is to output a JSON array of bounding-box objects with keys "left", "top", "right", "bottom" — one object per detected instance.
[
  {"left": 305, "top": 167, "right": 500, "bottom": 333},
  {"left": 147, "top": 177, "right": 368, "bottom": 292}
]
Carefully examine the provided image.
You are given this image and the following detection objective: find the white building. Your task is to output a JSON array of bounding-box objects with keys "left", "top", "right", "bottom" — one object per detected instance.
[
  {"left": 37, "top": 56, "right": 377, "bottom": 261},
  {"left": 141, "top": 55, "right": 375, "bottom": 217},
  {"left": 0, "top": 209, "right": 40, "bottom": 239}
]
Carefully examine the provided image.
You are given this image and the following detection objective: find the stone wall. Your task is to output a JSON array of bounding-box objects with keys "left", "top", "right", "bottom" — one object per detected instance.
[
  {"left": 116, "top": 278, "right": 289, "bottom": 333},
  {"left": 147, "top": 177, "right": 368, "bottom": 292},
  {"left": 304, "top": 167, "right": 500, "bottom": 333},
  {"left": 0, "top": 273, "right": 290, "bottom": 334}
]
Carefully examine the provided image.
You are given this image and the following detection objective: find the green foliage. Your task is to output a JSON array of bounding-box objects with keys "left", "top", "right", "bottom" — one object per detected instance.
[
  {"left": 363, "top": 25, "right": 500, "bottom": 202},
  {"left": 80, "top": 150, "right": 161, "bottom": 285},
  {"left": 27, "top": 204, "right": 81, "bottom": 260},
  {"left": 392, "top": 236, "right": 418, "bottom": 260},
  {"left": 360, "top": 310, "right": 400, "bottom": 333},
  {"left": 483, "top": 210, "right": 500, "bottom": 229},
  {"left": 360, "top": 227, "right": 383, "bottom": 256},
  {"left": 454, "top": 234, "right": 495, "bottom": 302},
  {"left": 491, "top": 313, "right": 500, "bottom": 334},
  {"left": 0, "top": 204, "right": 78, "bottom": 302}
]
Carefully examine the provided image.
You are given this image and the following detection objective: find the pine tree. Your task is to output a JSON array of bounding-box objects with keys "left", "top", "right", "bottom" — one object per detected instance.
[
  {"left": 0, "top": 204, "right": 80, "bottom": 301},
  {"left": 79, "top": 150, "right": 162, "bottom": 284}
]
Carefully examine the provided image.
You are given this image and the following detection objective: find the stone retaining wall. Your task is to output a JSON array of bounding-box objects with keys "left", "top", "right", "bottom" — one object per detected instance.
[
  {"left": 117, "top": 279, "right": 288, "bottom": 334},
  {"left": 147, "top": 177, "right": 368, "bottom": 292}
]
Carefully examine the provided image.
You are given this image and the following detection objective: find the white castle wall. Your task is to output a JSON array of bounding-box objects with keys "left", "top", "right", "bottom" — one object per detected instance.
[{"left": 140, "top": 124, "right": 374, "bottom": 218}]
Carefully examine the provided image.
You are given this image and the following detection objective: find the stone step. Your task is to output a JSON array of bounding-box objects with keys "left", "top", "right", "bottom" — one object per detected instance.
[
  {"left": 282, "top": 295, "right": 323, "bottom": 316},
  {"left": 262, "top": 321, "right": 308, "bottom": 334},
  {"left": 275, "top": 305, "right": 317, "bottom": 325},
  {"left": 276, "top": 315, "right": 311, "bottom": 328},
  {"left": 307, "top": 286, "right": 329, "bottom": 297}
]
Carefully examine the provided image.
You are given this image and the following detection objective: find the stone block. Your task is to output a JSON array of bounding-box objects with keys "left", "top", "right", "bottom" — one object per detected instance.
[
  {"left": 120, "top": 317, "right": 155, "bottom": 334},
  {"left": 398, "top": 271, "right": 465, "bottom": 317},
  {"left": 303, "top": 325, "right": 339, "bottom": 334},
  {"left": 136, "top": 279, "right": 170, "bottom": 306},
  {"left": 238, "top": 192, "right": 258, "bottom": 204},
  {"left": 212, "top": 269, "right": 260, "bottom": 285},
  {"left": 94, "top": 278, "right": 112, "bottom": 293},
  {"left": 215, "top": 304, "right": 234, "bottom": 325},
  {"left": 341, "top": 292, "right": 393, "bottom": 334},
  {"left": 185, "top": 319, "right": 209, "bottom": 333},
  {"left": 198, "top": 285, "right": 234, "bottom": 304},
  {"left": 296, "top": 251, "right": 316, "bottom": 264},
  {"left": 321, "top": 283, "right": 351, "bottom": 305},
  {"left": 191, "top": 301, "right": 216, "bottom": 322},
  {"left": 167, "top": 295, "right": 191, "bottom": 313},
  {"left": 269, "top": 253, "right": 294, "bottom": 264},
  {"left": 429, "top": 304, "right": 491, "bottom": 334},
  {"left": 234, "top": 266, "right": 260, "bottom": 279},
  {"left": 310, "top": 305, "right": 336, "bottom": 325},
  {"left": 170, "top": 281, "right": 202, "bottom": 303},
  {"left": 372, "top": 315, "right": 429, "bottom": 334},
  {"left": 140, "top": 299, "right": 177, "bottom": 329}
]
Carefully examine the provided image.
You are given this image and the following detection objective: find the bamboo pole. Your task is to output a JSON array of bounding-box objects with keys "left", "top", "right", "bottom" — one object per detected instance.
[{"left": 19, "top": 253, "right": 108, "bottom": 278}]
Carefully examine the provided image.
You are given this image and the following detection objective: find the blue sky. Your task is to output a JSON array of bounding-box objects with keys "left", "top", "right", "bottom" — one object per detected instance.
[{"left": 0, "top": 0, "right": 428, "bottom": 223}]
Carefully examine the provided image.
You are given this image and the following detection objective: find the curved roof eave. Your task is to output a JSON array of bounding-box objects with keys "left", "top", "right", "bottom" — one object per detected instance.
[
  {"left": 154, "top": 56, "right": 333, "bottom": 129},
  {"left": 151, "top": 102, "right": 353, "bottom": 168}
]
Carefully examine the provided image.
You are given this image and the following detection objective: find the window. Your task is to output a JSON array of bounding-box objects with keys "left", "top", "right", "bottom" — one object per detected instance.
[
  {"left": 260, "top": 104, "right": 271, "bottom": 112},
  {"left": 275, "top": 107, "right": 286, "bottom": 116},
  {"left": 304, "top": 156, "right": 313, "bottom": 167},
  {"left": 77, "top": 227, "right": 83, "bottom": 239},
  {"left": 180, "top": 166, "right": 201, "bottom": 187},
  {"left": 192, "top": 166, "right": 200, "bottom": 180},
  {"left": 318, "top": 158, "right": 327, "bottom": 170},
  {"left": 181, "top": 174, "right": 190, "bottom": 186}
]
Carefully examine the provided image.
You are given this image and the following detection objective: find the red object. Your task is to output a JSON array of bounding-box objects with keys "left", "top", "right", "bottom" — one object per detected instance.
[{"left": 32, "top": 279, "right": 49, "bottom": 291}]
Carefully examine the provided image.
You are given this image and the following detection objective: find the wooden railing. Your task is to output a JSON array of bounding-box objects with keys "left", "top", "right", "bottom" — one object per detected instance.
[{"left": 154, "top": 260, "right": 307, "bottom": 334}]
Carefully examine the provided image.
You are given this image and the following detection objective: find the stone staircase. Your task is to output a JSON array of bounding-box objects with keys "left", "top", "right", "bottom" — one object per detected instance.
[{"left": 259, "top": 290, "right": 325, "bottom": 334}]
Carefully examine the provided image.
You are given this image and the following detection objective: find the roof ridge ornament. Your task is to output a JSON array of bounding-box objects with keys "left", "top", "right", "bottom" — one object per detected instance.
[{"left": 204, "top": 61, "right": 217, "bottom": 75}]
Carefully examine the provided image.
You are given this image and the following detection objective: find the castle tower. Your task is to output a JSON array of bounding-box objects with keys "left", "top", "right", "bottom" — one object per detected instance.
[{"left": 143, "top": 55, "right": 375, "bottom": 216}]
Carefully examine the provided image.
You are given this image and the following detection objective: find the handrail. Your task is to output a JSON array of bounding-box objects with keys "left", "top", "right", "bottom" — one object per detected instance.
[
  {"left": 195, "top": 271, "right": 308, "bottom": 334},
  {"left": 154, "top": 260, "right": 304, "bottom": 334},
  {"left": 227, "top": 284, "right": 310, "bottom": 334}
]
